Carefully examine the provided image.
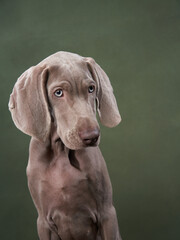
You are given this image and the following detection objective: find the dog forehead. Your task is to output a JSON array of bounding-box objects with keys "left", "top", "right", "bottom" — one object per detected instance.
[
  {"left": 38, "top": 51, "right": 93, "bottom": 89},
  {"left": 39, "top": 51, "right": 85, "bottom": 69},
  {"left": 45, "top": 58, "right": 91, "bottom": 86},
  {"left": 47, "top": 63, "right": 90, "bottom": 86}
]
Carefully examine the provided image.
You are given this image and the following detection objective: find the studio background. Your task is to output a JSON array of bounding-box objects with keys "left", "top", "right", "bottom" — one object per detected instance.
[{"left": 0, "top": 0, "right": 179, "bottom": 239}]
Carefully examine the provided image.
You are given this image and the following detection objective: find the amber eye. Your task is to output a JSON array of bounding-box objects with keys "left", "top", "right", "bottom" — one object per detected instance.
[
  {"left": 88, "top": 85, "right": 95, "bottom": 93},
  {"left": 54, "top": 89, "right": 63, "bottom": 97}
]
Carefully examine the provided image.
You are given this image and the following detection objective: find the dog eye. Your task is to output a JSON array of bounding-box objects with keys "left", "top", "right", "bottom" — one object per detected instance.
[
  {"left": 88, "top": 85, "right": 95, "bottom": 93},
  {"left": 54, "top": 89, "right": 63, "bottom": 97}
]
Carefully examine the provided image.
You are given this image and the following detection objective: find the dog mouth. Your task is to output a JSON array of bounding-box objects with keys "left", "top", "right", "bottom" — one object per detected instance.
[{"left": 55, "top": 137, "right": 61, "bottom": 143}]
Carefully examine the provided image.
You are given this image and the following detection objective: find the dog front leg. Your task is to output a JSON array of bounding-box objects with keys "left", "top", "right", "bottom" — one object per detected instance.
[
  {"left": 37, "top": 217, "right": 61, "bottom": 240},
  {"left": 100, "top": 206, "right": 122, "bottom": 240}
]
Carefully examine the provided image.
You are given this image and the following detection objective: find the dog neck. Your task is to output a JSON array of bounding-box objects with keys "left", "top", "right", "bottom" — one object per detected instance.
[
  {"left": 49, "top": 122, "right": 69, "bottom": 157},
  {"left": 29, "top": 122, "right": 90, "bottom": 171},
  {"left": 29, "top": 123, "right": 68, "bottom": 164}
]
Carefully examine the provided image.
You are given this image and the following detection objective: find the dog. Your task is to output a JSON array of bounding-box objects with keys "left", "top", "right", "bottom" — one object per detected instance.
[{"left": 9, "top": 51, "right": 122, "bottom": 240}]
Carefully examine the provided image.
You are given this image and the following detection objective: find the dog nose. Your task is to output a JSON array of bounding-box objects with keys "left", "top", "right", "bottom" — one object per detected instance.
[{"left": 79, "top": 128, "right": 100, "bottom": 146}]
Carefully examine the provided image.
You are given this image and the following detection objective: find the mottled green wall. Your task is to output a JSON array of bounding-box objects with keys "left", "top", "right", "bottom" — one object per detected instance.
[{"left": 0, "top": 0, "right": 180, "bottom": 239}]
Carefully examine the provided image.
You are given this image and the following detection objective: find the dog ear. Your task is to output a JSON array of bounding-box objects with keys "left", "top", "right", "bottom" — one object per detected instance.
[
  {"left": 85, "top": 57, "right": 121, "bottom": 127},
  {"left": 8, "top": 65, "right": 51, "bottom": 142}
]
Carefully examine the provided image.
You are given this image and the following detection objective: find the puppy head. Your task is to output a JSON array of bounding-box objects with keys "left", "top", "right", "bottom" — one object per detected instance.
[{"left": 9, "top": 52, "right": 121, "bottom": 149}]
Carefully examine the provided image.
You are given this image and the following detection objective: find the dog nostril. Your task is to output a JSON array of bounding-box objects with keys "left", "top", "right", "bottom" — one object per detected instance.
[
  {"left": 84, "top": 137, "right": 98, "bottom": 145},
  {"left": 84, "top": 139, "right": 93, "bottom": 145},
  {"left": 79, "top": 129, "right": 100, "bottom": 146}
]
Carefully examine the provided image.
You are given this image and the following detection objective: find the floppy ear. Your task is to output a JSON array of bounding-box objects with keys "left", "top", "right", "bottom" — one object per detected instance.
[
  {"left": 8, "top": 65, "right": 51, "bottom": 142},
  {"left": 85, "top": 57, "right": 121, "bottom": 127}
]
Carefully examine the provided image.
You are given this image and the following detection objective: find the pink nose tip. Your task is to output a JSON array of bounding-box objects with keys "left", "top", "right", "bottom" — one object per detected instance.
[{"left": 79, "top": 128, "right": 100, "bottom": 146}]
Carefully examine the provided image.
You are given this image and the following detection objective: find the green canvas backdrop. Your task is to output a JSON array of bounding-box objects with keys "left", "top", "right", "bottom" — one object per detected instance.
[{"left": 0, "top": 0, "right": 180, "bottom": 239}]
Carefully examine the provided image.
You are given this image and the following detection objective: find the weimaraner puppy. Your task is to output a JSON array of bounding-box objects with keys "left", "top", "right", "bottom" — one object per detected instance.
[{"left": 9, "top": 51, "right": 122, "bottom": 240}]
